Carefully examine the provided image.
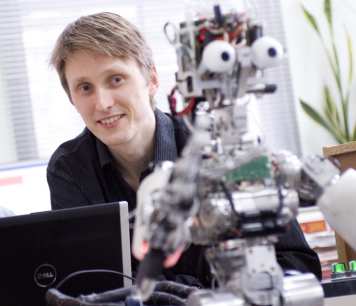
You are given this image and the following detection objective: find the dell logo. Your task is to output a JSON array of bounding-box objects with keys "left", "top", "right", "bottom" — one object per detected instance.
[{"left": 34, "top": 264, "right": 57, "bottom": 288}]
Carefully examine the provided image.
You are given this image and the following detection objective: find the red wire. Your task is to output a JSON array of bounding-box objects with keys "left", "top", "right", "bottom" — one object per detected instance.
[
  {"left": 168, "top": 87, "right": 196, "bottom": 116},
  {"left": 177, "top": 97, "right": 196, "bottom": 116}
]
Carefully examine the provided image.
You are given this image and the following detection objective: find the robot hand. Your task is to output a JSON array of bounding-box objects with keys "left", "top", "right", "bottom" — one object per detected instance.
[
  {"left": 132, "top": 160, "right": 191, "bottom": 301},
  {"left": 300, "top": 155, "right": 356, "bottom": 252},
  {"left": 317, "top": 168, "right": 356, "bottom": 251},
  {"left": 133, "top": 132, "right": 208, "bottom": 300}
]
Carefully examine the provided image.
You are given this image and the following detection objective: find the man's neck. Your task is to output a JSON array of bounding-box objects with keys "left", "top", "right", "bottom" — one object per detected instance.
[{"left": 108, "top": 122, "right": 156, "bottom": 190}]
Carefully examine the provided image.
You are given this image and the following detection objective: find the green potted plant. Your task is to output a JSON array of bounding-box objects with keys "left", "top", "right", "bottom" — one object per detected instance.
[{"left": 300, "top": 0, "right": 355, "bottom": 144}]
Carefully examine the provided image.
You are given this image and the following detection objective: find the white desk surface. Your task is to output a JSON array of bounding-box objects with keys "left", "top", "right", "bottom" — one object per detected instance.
[{"left": 325, "top": 294, "right": 356, "bottom": 306}]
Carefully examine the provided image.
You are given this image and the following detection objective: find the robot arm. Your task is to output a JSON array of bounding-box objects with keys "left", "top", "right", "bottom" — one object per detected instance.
[
  {"left": 133, "top": 131, "right": 209, "bottom": 300},
  {"left": 272, "top": 152, "right": 356, "bottom": 253},
  {"left": 298, "top": 155, "right": 356, "bottom": 252},
  {"left": 305, "top": 159, "right": 356, "bottom": 252}
]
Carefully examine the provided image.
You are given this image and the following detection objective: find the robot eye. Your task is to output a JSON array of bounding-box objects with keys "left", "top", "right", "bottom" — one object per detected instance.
[
  {"left": 221, "top": 51, "right": 230, "bottom": 61},
  {"left": 268, "top": 48, "right": 277, "bottom": 57},
  {"left": 251, "top": 36, "right": 284, "bottom": 69},
  {"left": 199, "top": 40, "right": 236, "bottom": 74}
]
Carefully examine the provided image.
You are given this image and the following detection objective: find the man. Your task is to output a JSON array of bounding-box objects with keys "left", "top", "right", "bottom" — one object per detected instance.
[{"left": 47, "top": 12, "right": 321, "bottom": 286}]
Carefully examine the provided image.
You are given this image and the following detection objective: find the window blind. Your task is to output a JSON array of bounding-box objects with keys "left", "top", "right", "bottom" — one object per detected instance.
[
  {"left": 252, "top": 0, "right": 301, "bottom": 155},
  {"left": 0, "top": 0, "right": 300, "bottom": 165}
]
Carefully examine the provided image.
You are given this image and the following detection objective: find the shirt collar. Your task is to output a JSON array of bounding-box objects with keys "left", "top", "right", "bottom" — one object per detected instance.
[
  {"left": 95, "top": 109, "right": 178, "bottom": 169},
  {"left": 153, "top": 109, "right": 178, "bottom": 164},
  {"left": 96, "top": 135, "right": 113, "bottom": 168}
]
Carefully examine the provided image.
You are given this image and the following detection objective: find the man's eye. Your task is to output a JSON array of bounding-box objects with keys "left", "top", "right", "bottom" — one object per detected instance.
[
  {"left": 111, "top": 75, "right": 123, "bottom": 85},
  {"left": 79, "top": 83, "right": 92, "bottom": 93}
]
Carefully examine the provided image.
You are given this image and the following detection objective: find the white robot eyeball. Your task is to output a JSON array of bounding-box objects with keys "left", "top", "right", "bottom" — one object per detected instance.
[
  {"left": 251, "top": 36, "right": 284, "bottom": 69},
  {"left": 199, "top": 40, "right": 236, "bottom": 74}
]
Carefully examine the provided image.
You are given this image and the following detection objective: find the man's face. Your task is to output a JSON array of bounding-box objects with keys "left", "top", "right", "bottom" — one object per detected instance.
[{"left": 65, "top": 50, "right": 158, "bottom": 148}]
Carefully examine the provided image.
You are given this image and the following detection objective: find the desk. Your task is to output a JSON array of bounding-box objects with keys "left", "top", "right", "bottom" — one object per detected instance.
[
  {"left": 323, "top": 277, "right": 356, "bottom": 306},
  {"left": 325, "top": 294, "right": 356, "bottom": 306}
]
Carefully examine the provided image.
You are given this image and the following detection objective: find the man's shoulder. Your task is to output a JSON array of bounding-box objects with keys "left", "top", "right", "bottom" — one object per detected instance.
[{"left": 47, "top": 128, "right": 96, "bottom": 171}]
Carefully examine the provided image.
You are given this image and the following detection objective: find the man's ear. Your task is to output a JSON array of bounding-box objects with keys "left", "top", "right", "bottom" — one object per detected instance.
[
  {"left": 65, "top": 87, "right": 75, "bottom": 105},
  {"left": 68, "top": 95, "right": 81, "bottom": 113},
  {"left": 148, "top": 66, "right": 159, "bottom": 96},
  {"left": 68, "top": 95, "right": 79, "bottom": 112},
  {"left": 68, "top": 96, "right": 74, "bottom": 105}
]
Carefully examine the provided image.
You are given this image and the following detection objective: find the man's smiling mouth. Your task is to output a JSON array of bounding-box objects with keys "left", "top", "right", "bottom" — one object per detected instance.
[{"left": 97, "top": 114, "right": 125, "bottom": 126}]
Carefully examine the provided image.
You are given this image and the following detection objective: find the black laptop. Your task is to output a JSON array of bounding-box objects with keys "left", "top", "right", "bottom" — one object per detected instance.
[{"left": 0, "top": 202, "right": 132, "bottom": 306}]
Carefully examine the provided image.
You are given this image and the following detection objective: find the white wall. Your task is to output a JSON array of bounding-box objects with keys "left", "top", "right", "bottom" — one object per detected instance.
[
  {"left": 0, "top": 68, "right": 17, "bottom": 164},
  {"left": 281, "top": 0, "right": 356, "bottom": 156}
]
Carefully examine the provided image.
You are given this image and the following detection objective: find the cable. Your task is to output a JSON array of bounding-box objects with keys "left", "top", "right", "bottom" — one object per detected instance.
[
  {"left": 129, "top": 209, "right": 136, "bottom": 221},
  {"left": 275, "top": 176, "right": 284, "bottom": 216},
  {"left": 219, "top": 181, "right": 239, "bottom": 218},
  {"left": 55, "top": 269, "right": 135, "bottom": 290},
  {"left": 168, "top": 86, "right": 197, "bottom": 117}
]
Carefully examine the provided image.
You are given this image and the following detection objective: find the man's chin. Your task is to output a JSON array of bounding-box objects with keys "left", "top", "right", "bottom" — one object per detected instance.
[
  {"left": 99, "top": 133, "right": 134, "bottom": 148},
  {"left": 90, "top": 123, "right": 132, "bottom": 144}
]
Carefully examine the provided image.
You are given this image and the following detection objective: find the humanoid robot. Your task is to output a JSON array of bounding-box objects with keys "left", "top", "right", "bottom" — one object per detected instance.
[{"left": 132, "top": 3, "right": 356, "bottom": 306}]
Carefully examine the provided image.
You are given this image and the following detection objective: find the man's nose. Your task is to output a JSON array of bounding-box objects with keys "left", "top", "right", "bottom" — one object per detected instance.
[{"left": 95, "top": 88, "right": 115, "bottom": 111}]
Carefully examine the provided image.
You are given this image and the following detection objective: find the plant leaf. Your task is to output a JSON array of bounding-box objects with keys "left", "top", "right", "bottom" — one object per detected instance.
[
  {"left": 300, "top": 99, "right": 346, "bottom": 143},
  {"left": 324, "top": 0, "right": 333, "bottom": 29},
  {"left": 301, "top": 5, "right": 320, "bottom": 35},
  {"left": 346, "top": 28, "right": 354, "bottom": 85},
  {"left": 331, "top": 41, "right": 342, "bottom": 89},
  {"left": 353, "top": 122, "right": 356, "bottom": 141},
  {"left": 323, "top": 85, "right": 340, "bottom": 127},
  {"left": 301, "top": 99, "right": 330, "bottom": 130}
]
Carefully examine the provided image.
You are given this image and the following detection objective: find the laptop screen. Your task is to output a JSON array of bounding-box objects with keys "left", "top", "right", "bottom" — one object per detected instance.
[{"left": 0, "top": 202, "right": 131, "bottom": 306}]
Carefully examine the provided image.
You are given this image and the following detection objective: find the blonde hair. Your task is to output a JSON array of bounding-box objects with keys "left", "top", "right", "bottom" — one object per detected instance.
[{"left": 50, "top": 12, "right": 155, "bottom": 99}]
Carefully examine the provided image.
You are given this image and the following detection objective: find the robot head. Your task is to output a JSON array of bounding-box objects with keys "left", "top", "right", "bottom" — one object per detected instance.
[{"left": 166, "top": 3, "right": 284, "bottom": 116}]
